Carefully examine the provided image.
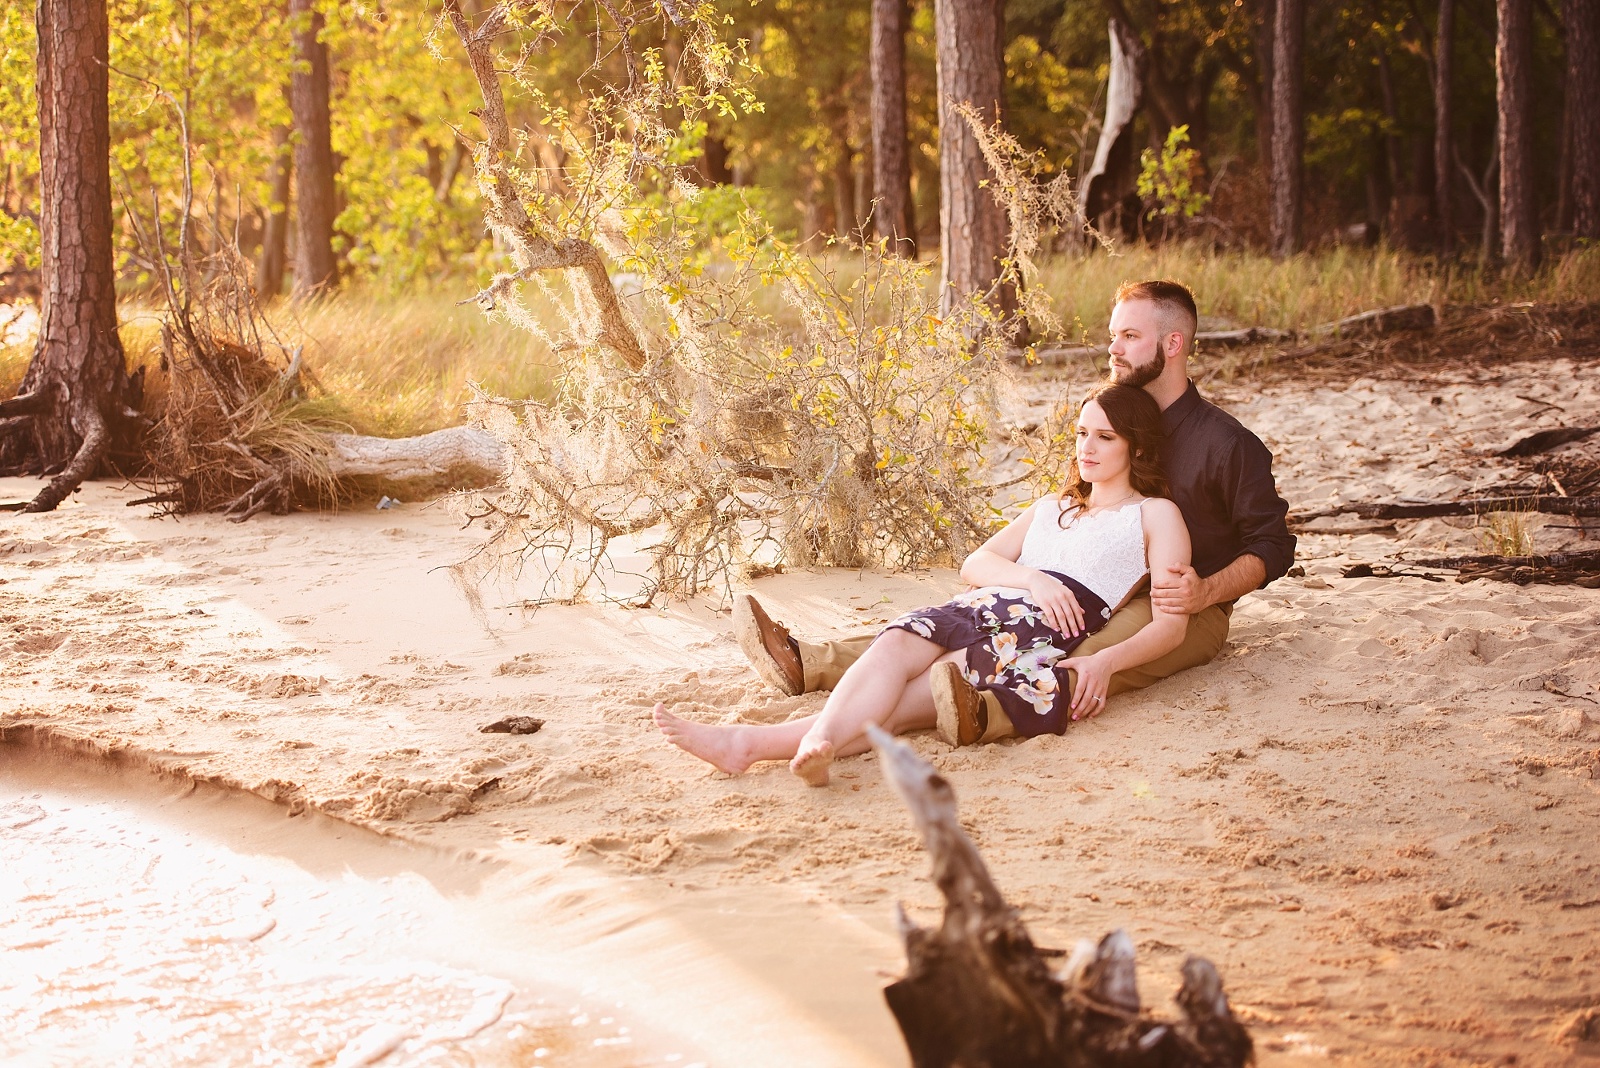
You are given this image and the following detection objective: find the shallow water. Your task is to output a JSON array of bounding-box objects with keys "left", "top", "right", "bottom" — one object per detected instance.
[{"left": 0, "top": 750, "right": 697, "bottom": 1068}]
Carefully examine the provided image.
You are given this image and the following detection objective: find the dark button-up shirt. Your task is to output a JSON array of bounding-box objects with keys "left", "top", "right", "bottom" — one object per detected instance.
[{"left": 1161, "top": 381, "right": 1296, "bottom": 586}]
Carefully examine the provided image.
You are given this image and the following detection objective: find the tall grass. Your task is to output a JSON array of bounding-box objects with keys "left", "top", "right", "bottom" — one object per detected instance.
[
  {"left": 1, "top": 243, "right": 1595, "bottom": 439},
  {"left": 1032, "top": 243, "right": 1600, "bottom": 338},
  {"left": 2, "top": 285, "right": 556, "bottom": 440},
  {"left": 271, "top": 288, "right": 556, "bottom": 437}
]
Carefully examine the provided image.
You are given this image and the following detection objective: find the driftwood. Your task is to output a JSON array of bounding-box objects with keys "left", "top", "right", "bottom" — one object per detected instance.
[
  {"left": 868, "top": 725, "right": 1253, "bottom": 1068},
  {"left": 1024, "top": 303, "right": 1437, "bottom": 366},
  {"left": 1292, "top": 495, "right": 1600, "bottom": 525},
  {"left": 1197, "top": 303, "right": 1436, "bottom": 351},
  {"left": 322, "top": 426, "right": 506, "bottom": 485},
  {"left": 1496, "top": 426, "right": 1600, "bottom": 458},
  {"left": 1344, "top": 549, "right": 1600, "bottom": 588}
]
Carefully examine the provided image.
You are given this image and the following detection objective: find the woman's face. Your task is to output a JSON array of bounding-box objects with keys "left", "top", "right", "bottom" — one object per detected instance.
[{"left": 1074, "top": 400, "right": 1132, "bottom": 484}]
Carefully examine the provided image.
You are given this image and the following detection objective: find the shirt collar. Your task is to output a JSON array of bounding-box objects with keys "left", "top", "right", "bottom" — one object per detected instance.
[{"left": 1161, "top": 379, "right": 1202, "bottom": 433}]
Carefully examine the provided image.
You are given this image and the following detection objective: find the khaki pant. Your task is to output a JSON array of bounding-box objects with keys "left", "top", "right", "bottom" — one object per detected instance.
[{"left": 795, "top": 595, "right": 1233, "bottom": 736}]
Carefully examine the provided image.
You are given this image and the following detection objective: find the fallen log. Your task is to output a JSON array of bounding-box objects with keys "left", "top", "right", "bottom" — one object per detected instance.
[
  {"left": 1495, "top": 426, "right": 1600, "bottom": 458},
  {"left": 1194, "top": 303, "right": 1436, "bottom": 350},
  {"left": 867, "top": 725, "right": 1253, "bottom": 1068},
  {"left": 1291, "top": 495, "right": 1600, "bottom": 524},
  {"left": 1343, "top": 550, "right": 1600, "bottom": 588},
  {"left": 1195, "top": 325, "right": 1290, "bottom": 347},
  {"left": 322, "top": 426, "right": 506, "bottom": 485},
  {"left": 1405, "top": 548, "right": 1600, "bottom": 571},
  {"left": 1308, "top": 302, "right": 1436, "bottom": 338}
]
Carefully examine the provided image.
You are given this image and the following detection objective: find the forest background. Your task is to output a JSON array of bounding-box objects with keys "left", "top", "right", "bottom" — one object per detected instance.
[
  {"left": 0, "top": 0, "right": 1596, "bottom": 594},
  {"left": 2, "top": 0, "right": 1595, "bottom": 433}
]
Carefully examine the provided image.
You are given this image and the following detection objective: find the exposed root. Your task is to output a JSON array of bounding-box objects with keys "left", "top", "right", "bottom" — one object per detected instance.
[{"left": 23, "top": 414, "right": 109, "bottom": 513}]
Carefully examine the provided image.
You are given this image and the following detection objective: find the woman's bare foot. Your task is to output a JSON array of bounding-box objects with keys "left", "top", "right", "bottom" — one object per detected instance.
[
  {"left": 653, "top": 703, "right": 753, "bottom": 775},
  {"left": 789, "top": 733, "right": 834, "bottom": 787}
]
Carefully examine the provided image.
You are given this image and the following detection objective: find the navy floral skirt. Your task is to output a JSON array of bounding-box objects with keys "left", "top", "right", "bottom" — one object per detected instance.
[{"left": 883, "top": 571, "right": 1111, "bottom": 737}]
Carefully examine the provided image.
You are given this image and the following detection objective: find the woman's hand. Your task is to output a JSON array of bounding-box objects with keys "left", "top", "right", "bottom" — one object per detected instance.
[
  {"left": 1060, "top": 650, "right": 1116, "bottom": 719},
  {"left": 1027, "top": 573, "right": 1085, "bottom": 636}
]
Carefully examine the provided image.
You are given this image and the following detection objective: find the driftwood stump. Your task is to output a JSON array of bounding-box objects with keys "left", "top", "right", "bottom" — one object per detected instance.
[{"left": 867, "top": 726, "right": 1253, "bottom": 1068}]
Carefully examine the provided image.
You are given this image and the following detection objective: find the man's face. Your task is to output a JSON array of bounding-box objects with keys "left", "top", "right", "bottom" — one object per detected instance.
[{"left": 1106, "top": 299, "right": 1168, "bottom": 390}]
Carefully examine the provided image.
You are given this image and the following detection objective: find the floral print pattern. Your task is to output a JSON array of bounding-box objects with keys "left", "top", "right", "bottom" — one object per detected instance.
[{"left": 883, "top": 571, "right": 1111, "bottom": 737}]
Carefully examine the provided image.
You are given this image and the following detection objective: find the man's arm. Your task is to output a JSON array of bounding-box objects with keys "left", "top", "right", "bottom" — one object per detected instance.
[{"left": 1150, "top": 552, "right": 1265, "bottom": 615}]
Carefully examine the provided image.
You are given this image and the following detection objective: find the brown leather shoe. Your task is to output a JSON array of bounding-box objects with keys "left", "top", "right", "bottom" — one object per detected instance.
[
  {"left": 733, "top": 593, "right": 804, "bottom": 696},
  {"left": 932, "top": 661, "right": 987, "bottom": 747}
]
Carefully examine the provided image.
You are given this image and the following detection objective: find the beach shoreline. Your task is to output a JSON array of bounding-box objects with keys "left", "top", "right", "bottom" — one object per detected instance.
[{"left": 4, "top": 358, "right": 1599, "bottom": 1065}]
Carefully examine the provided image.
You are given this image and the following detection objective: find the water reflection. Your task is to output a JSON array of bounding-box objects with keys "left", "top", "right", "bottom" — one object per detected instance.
[{"left": 0, "top": 754, "right": 694, "bottom": 1067}]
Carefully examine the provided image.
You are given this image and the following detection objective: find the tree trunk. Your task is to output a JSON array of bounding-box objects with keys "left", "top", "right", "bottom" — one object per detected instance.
[
  {"left": 832, "top": 118, "right": 858, "bottom": 241},
  {"left": 1252, "top": 0, "right": 1275, "bottom": 173},
  {"left": 935, "top": 0, "right": 1014, "bottom": 316},
  {"left": 871, "top": 0, "right": 917, "bottom": 255},
  {"left": 1270, "top": 0, "right": 1304, "bottom": 257},
  {"left": 257, "top": 122, "right": 291, "bottom": 300},
  {"left": 289, "top": 0, "right": 338, "bottom": 298},
  {"left": 1082, "top": 19, "right": 1145, "bottom": 232},
  {"left": 0, "top": 0, "right": 132, "bottom": 513},
  {"left": 699, "top": 132, "right": 732, "bottom": 185},
  {"left": 1569, "top": 0, "right": 1600, "bottom": 238},
  {"left": 1435, "top": 0, "right": 1456, "bottom": 251},
  {"left": 1497, "top": 0, "right": 1539, "bottom": 271}
]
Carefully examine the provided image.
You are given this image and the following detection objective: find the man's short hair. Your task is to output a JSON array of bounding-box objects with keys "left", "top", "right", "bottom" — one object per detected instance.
[{"left": 1114, "top": 279, "right": 1198, "bottom": 350}]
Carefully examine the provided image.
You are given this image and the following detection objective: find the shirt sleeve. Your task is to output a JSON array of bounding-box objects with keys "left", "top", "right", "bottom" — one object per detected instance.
[{"left": 1222, "top": 431, "right": 1297, "bottom": 586}]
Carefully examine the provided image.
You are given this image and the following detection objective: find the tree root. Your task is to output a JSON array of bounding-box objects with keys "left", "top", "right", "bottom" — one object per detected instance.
[
  {"left": 22, "top": 413, "right": 109, "bottom": 513},
  {"left": 868, "top": 726, "right": 1253, "bottom": 1068},
  {"left": 222, "top": 467, "right": 291, "bottom": 522}
]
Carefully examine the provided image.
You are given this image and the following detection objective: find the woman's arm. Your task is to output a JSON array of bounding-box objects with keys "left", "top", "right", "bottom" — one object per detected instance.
[
  {"left": 960, "top": 500, "right": 1088, "bottom": 636},
  {"left": 1060, "top": 498, "right": 1193, "bottom": 717}
]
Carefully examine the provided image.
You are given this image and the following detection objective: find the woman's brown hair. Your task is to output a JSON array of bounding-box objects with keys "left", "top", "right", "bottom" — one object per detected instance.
[{"left": 1059, "top": 382, "right": 1169, "bottom": 523}]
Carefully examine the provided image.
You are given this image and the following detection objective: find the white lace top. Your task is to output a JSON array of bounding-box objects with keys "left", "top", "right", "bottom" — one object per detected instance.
[{"left": 1017, "top": 496, "right": 1150, "bottom": 609}]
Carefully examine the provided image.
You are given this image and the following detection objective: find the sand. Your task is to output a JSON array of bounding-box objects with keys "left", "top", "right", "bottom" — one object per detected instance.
[{"left": 3, "top": 356, "right": 1599, "bottom": 1066}]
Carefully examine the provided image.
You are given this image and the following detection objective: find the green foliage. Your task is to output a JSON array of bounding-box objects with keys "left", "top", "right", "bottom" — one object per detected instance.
[
  {"left": 0, "top": 4, "right": 39, "bottom": 271},
  {"left": 1137, "top": 125, "right": 1209, "bottom": 220},
  {"left": 441, "top": 3, "right": 1065, "bottom": 606}
]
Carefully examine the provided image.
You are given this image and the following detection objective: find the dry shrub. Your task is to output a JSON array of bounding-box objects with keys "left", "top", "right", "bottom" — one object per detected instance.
[
  {"left": 137, "top": 249, "right": 341, "bottom": 518},
  {"left": 440, "top": 6, "right": 1082, "bottom": 608}
]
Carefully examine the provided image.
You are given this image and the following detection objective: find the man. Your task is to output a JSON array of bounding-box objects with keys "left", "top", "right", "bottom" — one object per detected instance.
[{"left": 735, "top": 279, "right": 1296, "bottom": 743}]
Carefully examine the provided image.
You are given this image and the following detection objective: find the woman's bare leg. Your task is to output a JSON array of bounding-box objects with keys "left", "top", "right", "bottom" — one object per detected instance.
[
  {"left": 653, "top": 705, "right": 817, "bottom": 775},
  {"left": 654, "top": 644, "right": 966, "bottom": 778},
  {"left": 790, "top": 637, "right": 962, "bottom": 784}
]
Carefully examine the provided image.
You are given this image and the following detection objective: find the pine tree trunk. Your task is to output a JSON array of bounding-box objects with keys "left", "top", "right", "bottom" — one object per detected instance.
[
  {"left": 1435, "top": 0, "right": 1455, "bottom": 251},
  {"left": 1269, "top": 0, "right": 1304, "bottom": 257},
  {"left": 1252, "top": 0, "right": 1276, "bottom": 174},
  {"left": 831, "top": 115, "right": 858, "bottom": 240},
  {"left": 289, "top": 0, "right": 338, "bottom": 298},
  {"left": 0, "top": 0, "right": 131, "bottom": 512},
  {"left": 1569, "top": 0, "right": 1600, "bottom": 238},
  {"left": 1497, "top": 0, "right": 1539, "bottom": 271},
  {"left": 871, "top": 0, "right": 917, "bottom": 255},
  {"left": 935, "top": 0, "right": 1014, "bottom": 317},
  {"left": 257, "top": 121, "right": 291, "bottom": 300}
]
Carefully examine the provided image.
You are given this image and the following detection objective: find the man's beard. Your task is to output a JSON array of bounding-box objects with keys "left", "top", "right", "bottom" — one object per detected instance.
[{"left": 1110, "top": 352, "right": 1162, "bottom": 389}]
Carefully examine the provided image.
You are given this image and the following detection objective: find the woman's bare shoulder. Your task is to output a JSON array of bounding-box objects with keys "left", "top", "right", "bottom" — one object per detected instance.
[{"left": 1139, "top": 497, "right": 1186, "bottom": 528}]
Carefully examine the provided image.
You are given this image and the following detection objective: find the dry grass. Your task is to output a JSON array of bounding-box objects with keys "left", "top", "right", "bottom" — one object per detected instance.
[
  {"left": 266, "top": 287, "right": 557, "bottom": 438},
  {"left": 1031, "top": 243, "right": 1600, "bottom": 339},
  {"left": 1, "top": 286, "right": 557, "bottom": 440},
  {"left": 2, "top": 244, "right": 1595, "bottom": 436}
]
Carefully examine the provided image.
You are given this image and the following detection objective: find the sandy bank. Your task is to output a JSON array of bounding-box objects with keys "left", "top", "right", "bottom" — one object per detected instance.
[{"left": 4, "top": 357, "right": 1600, "bottom": 1065}]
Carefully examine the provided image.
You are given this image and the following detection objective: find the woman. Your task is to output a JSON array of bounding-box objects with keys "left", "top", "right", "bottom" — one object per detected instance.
[{"left": 653, "top": 382, "right": 1192, "bottom": 786}]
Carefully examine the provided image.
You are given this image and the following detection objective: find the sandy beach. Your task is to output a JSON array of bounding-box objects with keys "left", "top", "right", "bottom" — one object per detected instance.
[{"left": 4, "top": 355, "right": 1599, "bottom": 1066}]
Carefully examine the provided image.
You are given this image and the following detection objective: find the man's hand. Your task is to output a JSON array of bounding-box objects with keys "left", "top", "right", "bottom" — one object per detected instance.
[{"left": 1151, "top": 563, "right": 1206, "bottom": 615}]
